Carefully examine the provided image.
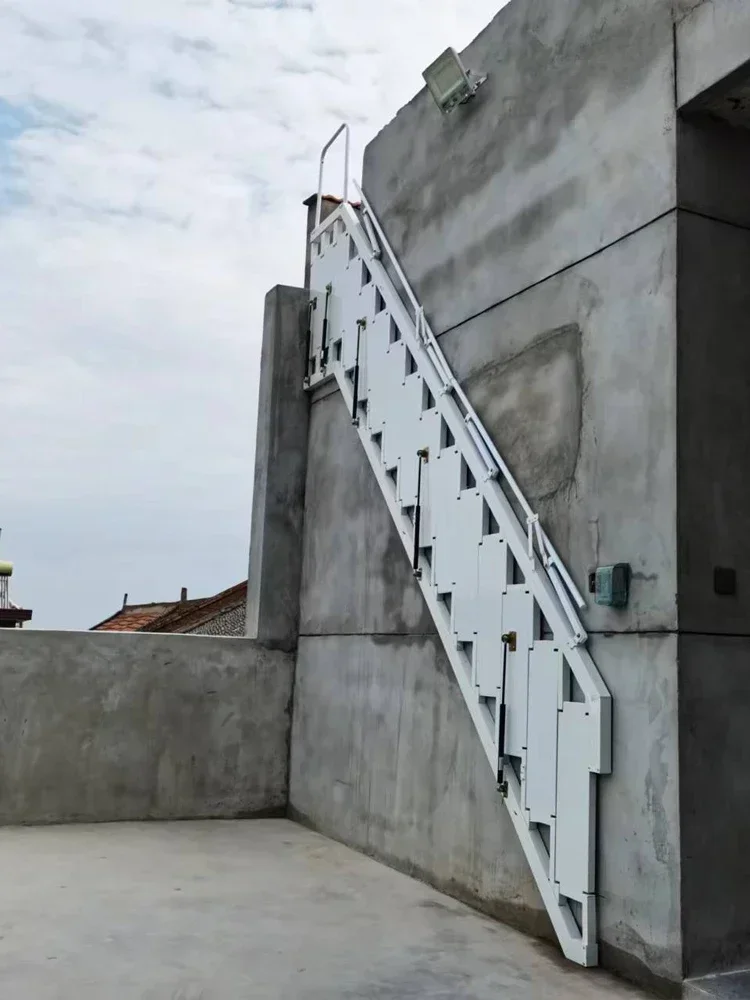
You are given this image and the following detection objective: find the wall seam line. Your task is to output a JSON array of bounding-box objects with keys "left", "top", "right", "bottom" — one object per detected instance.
[
  {"left": 435, "top": 207, "right": 677, "bottom": 340},
  {"left": 298, "top": 632, "right": 438, "bottom": 638},
  {"left": 678, "top": 205, "right": 750, "bottom": 234},
  {"left": 588, "top": 628, "right": 750, "bottom": 638}
]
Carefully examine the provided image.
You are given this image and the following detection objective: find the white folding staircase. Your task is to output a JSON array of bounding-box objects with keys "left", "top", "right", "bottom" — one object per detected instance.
[{"left": 304, "top": 126, "right": 612, "bottom": 967}]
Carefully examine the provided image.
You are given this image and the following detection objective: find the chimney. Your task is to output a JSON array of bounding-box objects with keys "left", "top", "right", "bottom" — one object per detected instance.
[
  {"left": 122, "top": 592, "right": 128, "bottom": 608},
  {"left": 180, "top": 587, "right": 188, "bottom": 603}
]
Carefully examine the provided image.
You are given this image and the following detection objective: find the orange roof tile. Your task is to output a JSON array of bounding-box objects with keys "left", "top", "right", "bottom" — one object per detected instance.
[{"left": 91, "top": 602, "right": 189, "bottom": 632}]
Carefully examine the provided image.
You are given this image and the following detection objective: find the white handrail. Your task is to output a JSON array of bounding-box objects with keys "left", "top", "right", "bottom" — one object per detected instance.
[
  {"left": 353, "top": 179, "right": 587, "bottom": 617},
  {"left": 315, "top": 124, "right": 351, "bottom": 229}
]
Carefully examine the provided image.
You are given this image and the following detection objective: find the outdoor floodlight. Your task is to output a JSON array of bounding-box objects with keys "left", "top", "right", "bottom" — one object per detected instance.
[{"left": 422, "top": 47, "right": 487, "bottom": 115}]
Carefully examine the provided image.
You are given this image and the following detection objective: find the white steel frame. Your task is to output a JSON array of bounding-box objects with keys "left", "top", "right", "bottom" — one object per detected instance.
[{"left": 307, "top": 127, "right": 612, "bottom": 967}]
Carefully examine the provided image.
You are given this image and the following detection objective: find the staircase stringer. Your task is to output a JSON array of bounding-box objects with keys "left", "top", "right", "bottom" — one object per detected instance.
[{"left": 305, "top": 196, "right": 612, "bottom": 968}]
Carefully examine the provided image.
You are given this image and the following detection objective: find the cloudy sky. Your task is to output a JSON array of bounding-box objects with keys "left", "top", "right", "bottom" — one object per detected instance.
[{"left": 0, "top": 0, "right": 505, "bottom": 630}]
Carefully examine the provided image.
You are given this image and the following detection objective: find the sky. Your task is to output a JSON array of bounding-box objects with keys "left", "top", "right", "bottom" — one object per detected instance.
[{"left": 0, "top": 0, "right": 506, "bottom": 630}]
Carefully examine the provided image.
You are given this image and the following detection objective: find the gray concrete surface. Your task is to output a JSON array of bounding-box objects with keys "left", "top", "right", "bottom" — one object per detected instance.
[
  {"left": 438, "top": 214, "right": 678, "bottom": 636},
  {"left": 363, "top": 0, "right": 676, "bottom": 336},
  {"left": 290, "top": 625, "right": 682, "bottom": 989},
  {"left": 299, "top": 391, "right": 435, "bottom": 637},
  {"left": 677, "top": 0, "right": 750, "bottom": 108},
  {"left": 295, "top": 378, "right": 681, "bottom": 983},
  {"left": 289, "top": 632, "right": 547, "bottom": 938},
  {"left": 296, "top": 246, "right": 681, "bottom": 987},
  {"left": 285, "top": 0, "right": 750, "bottom": 990},
  {"left": 678, "top": 634, "right": 750, "bottom": 978},
  {"left": 591, "top": 632, "right": 681, "bottom": 986},
  {"left": 685, "top": 969, "right": 750, "bottom": 999},
  {"left": 678, "top": 114, "right": 750, "bottom": 230},
  {"left": 344, "top": 0, "right": 685, "bottom": 987},
  {"left": 673, "top": 16, "right": 750, "bottom": 979},
  {"left": 246, "top": 285, "right": 310, "bottom": 651},
  {"left": 0, "top": 631, "right": 293, "bottom": 824},
  {"left": 0, "top": 818, "right": 654, "bottom": 999},
  {"left": 676, "top": 211, "right": 750, "bottom": 636}
]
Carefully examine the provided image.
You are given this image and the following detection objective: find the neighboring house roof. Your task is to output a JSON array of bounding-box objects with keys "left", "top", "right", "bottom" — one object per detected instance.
[
  {"left": 91, "top": 600, "right": 205, "bottom": 632},
  {"left": 146, "top": 582, "right": 247, "bottom": 634},
  {"left": 90, "top": 583, "right": 247, "bottom": 635}
]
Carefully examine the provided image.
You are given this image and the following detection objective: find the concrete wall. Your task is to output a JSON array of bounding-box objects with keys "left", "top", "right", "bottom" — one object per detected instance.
[
  {"left": 676, "top": 104, "right": 750, "bottom": 977},
  {"left": 246, "top": 285, "right": 310, "bottom": 651},
  {"left": 284, "top": 0, "right": 750, "bottom": 990},
  {"left": 438, "top": 217, "right": 678, "bottom": 635},
  {"left": 676, "top": 210, "right": 750, "bottom": 635},
  {"left": 592, "top": 632, "right": 680, "bottom": 987},
  {"left": 298, "top": 389, "right": 436, "bottom": 638},
  {"left": 355, "top": 0, "right": 682, "bottom": 988},
  {"left": 291, "top": 382, "right": 681, "bottom": 988},
  {"left": 290, "top": 631, "right": 548, "bottom": 938},
  {"left": 677, "top": 0, "right": 750, "bottom": 107},
  {"left": 0, "top": 631, "right": 293, "bottom": 825},
  {"left": 363, "top": 0, "right": 677, "bottom": 338},
  {"left": 678, "top": 634, "right": 750, "bottom": 979}
]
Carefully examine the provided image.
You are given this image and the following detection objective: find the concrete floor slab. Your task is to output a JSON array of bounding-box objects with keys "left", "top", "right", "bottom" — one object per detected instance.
[
  {"left": 0, "top": 819, "right": 654, "bottom": 998},
  {"left": 685, "top": 969, "right": 750, "bottom": 998}
]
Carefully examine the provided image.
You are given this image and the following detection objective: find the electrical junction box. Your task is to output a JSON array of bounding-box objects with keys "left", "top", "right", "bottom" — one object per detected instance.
[{"left": 591, "top": 564, "right": 630, "bottom": 608}]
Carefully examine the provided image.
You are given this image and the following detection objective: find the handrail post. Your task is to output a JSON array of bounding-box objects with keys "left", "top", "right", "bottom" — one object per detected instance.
[{"left": 316, "top": 123, "right": 351, "bottom": 231}]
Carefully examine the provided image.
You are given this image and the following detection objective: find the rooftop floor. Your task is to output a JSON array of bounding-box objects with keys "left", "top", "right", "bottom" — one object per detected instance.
[{"left": 0, "top": 818, "right": 653, "bottom": 998}]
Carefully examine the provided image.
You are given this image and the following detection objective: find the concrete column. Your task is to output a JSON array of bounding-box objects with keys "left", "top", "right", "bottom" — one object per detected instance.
[
  {"left": 676, "top": 91, "right": 750, "bottom": 981},
  {"left": 246, "top": 285, "right": 310, "bottom": 651}
]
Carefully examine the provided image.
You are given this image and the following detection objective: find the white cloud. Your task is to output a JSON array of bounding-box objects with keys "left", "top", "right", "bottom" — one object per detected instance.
[{"left": 0, "top": 0, "right": 506, "bottom": 628}]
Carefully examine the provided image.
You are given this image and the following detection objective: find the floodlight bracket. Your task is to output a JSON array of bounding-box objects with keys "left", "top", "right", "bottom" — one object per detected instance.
[{"left": 461, "top": 71, "right": 487, "bottom": 105}]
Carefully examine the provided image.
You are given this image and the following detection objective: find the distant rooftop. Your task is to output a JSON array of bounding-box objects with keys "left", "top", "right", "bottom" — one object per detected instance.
[
  {"left": 90, "top": 582, "right": 247, "bottom": 635},
  {"left": 91, "top": 594, "right": 207, "bottom": 632}
]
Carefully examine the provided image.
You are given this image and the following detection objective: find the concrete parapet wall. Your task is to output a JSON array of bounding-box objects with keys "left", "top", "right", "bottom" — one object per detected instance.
[{"left": 0, "top": 631, "right": 293, "bottom": 825}]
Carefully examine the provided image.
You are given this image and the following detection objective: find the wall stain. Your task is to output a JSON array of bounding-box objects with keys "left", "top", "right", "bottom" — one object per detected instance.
[
  {"left": 416, "top": 179, "right": 580, "bottom": 308},
  {"left": 366, "top": 0, "right": 674, "bottom": 245},
  {"left": 462, "top": 324, "right": 583, "bottom": 503}
]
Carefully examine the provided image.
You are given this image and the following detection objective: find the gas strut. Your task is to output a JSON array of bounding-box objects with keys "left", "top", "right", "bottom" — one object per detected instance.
[
  {"left": 320, "top": 283, "right": 332, "bottom": 368},
  {"left": 413, "top": 448, "right": 429, "bottom": 577},
  {"left": 352, "top": 318, "right": 365, "bottom": 423},
  {"left": 497, "top": 630, "right": 516, "bottom": 796},
  {"left": 305, "top": 298, "right": 316, "bottom": 381}
]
